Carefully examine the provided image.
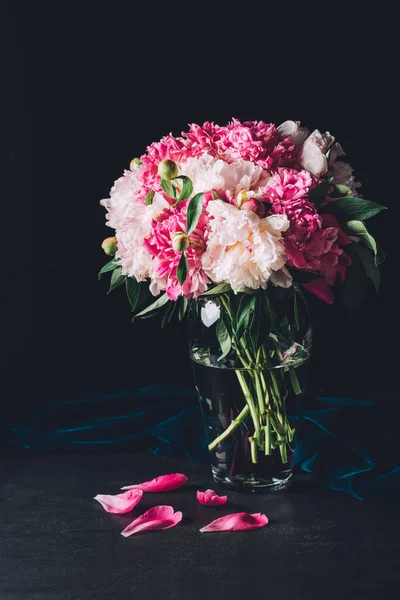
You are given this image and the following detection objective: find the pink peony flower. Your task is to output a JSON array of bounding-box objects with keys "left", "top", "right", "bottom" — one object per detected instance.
[
  {"left": 144, "top": 201, "right": 210, "bottom": 300},
  {"left": 263, "top": 167, "right": 317, "bottom": 204},
  {"left": 226, "top": 119, "right": 267, "bottom": 162},
  {"left": 298, "top": 129, "right": 335, "bottom": 177},
  {"left": 272, "top": 201, "right": 351, "bottom": 286},
  {"left": 184, "top": 121, "right": 230, "bottom": 157},
  {"left": 196, "top": 489, "right": 228, "bottom": 506},
  {"left": 121, "top": 505, "right": 183, "bottom": 537},
  {"left": 121, "top": 473, "right": 188, "bottom": 492}
]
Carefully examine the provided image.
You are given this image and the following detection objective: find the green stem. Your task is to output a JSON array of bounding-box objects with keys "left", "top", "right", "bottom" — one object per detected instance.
[
  {"left": 253, "top": 371, "right": 265, "bottom": 420},
  {"left": 279, "top": 441, "right": 288, "bottom": 464},
  {"left": 208, "top": 404, "right": 250, "bottom": 451},
  {"left": 289, "top": 366, "right": 302, "bottom": 395},
  {"left": 264, "top": 420, "right": 272, "bottom": 455},
  {"left": 236, "top": 370, "right": 261, "bottom": 442},
  {"left": 219, "top": 295, "right": 232, "bottom": 319},
  {"left": 249, "top": 436, "right": 258, "bottom": 463}
]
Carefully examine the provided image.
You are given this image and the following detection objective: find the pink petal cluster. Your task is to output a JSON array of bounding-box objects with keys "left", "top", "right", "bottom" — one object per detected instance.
[{"left": 144, "top": 202, "right": 210, "bottom": 300}]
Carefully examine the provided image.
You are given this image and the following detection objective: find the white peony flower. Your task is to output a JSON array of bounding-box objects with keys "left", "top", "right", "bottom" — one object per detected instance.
[
  {"left": 298, "top": 129, "right": 335, "bottom": 177},
  {"left": 328, "top": 142, "right": 361, "bottom": 194},
  {"left": 330, "top": 161, "right": 361, "bottom": 194},
  {"left": 277, "top": 120, "right": 309, "bottom": 145},
  {"left": 116, "top": 192, "right": 169, "bottom": 281},
  {"left": 202, "top": 200, "right": 291, "bottom": 292},
  {"left": 100, "top": 163, "right": 142, "bottom": 230},
  {"left": 181, "top": 156, "right": 271, "bottom": 204}
]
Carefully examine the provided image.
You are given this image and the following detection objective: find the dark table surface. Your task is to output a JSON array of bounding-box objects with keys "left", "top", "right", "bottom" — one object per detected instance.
[{"left": 1, "top": 449, "right": 399, "bottom": 600}]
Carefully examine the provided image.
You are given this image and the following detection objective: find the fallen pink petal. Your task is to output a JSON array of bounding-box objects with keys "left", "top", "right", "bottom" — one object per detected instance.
[
  {"left": 94, "top": 489, "right": 143, "bottom": 514},
  {"left": 200, "top": 512, "right": 269, "bottom": 533},
  {"left": 121, "top": 505, "right": 183, "bottom": 537},
  {"left": 197, "top": 489, "right": 227, "bottom": 506},
  {"left": 121, "top": 473, "right": 188, "bottom": 492}
]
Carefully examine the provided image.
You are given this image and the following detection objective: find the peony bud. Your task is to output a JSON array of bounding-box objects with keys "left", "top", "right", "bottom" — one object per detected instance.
[
  {"left": 130, "top": 158, "right": 141, "bottom": 168},
  {"left": 171, "top": 232, "right": 190, "bottom": 252},
  {"left": 158, "top": 159, "right": 178, "bottom": 180},
  {"left": 101, "top": 236, "right": 118, "bottom": 256}
]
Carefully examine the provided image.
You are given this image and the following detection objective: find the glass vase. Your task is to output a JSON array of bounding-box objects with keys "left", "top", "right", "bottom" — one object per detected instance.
[{"left": 188, "top": 287, "right": 312, "bottom": 492}]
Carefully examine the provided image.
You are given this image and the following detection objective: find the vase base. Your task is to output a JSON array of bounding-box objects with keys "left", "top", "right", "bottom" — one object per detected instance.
[{"left": 211, "top": 467, "right": 293, "bottom": 493}]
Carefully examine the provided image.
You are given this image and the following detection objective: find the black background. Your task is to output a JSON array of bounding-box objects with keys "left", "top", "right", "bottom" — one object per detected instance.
[{"left": 2, "top": 1, "right": 398, "bottom": 415}]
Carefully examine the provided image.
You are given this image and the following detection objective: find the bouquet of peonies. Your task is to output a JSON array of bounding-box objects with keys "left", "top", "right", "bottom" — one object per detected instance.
[{"left": 99, "top": 118, "right": 385, "bottom": 477}]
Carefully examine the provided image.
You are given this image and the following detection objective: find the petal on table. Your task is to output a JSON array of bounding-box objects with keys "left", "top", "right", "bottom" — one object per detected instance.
[
  {"left": 121, "top": 505, "right": 183, "bottom": 537},
  {"left": 200, "top": 512, "right": 268, "bottom": 533},
  {"left": 94, "top": 489, "right": 143, "bottom": 514},
  {"left": 121, "top": 473, "right": 188, "bottom": 492},
  {"left": 196, "top": 489, "right": 227, "bottom": 506}
]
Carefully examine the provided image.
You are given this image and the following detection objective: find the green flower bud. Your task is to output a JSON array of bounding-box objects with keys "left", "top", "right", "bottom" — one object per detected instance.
[
  {"left": 101, "top": 236, "right": 118, "bottom": 256},
  {"left": 171, "top": 232, "right": 190, "bottom": 252},
  {"left": 158, "top": 159, "right": 178, "bottom": 180},
  {"left": 130, "top": 158, "right": 142, "bottom": 168}
]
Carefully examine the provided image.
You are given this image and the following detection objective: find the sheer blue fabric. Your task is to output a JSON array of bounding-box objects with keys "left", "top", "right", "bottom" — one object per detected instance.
[{"left": 2, "top": 384, "right": 399, "bottom": 502}]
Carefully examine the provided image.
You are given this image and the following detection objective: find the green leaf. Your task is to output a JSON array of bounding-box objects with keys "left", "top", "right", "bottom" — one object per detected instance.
[
  {"left": 145, "top": 190, "right": 154, "bottom": 205},
  {"left": 172, "top": 175, "right": 193, "bottom": 202},
  {"left": 160, "top": 179, "right": 177, "bottom": 199},
  {"left": 177, "top": 252, "right": 188, "bottom": 286},
  {"left": 236, "top": 295, "right": 257, "bottom": 341},
  {"left": 345, "top": 220, "right": 377, "bottom": 256},
  {"left": 161, "top": 301, "right": 177, "bottom": 329},
  {"left": 125, "top": 278, "right": 150, "bottom": 311},
  {"left": 178, "top": 296, "right": 188, "bottom": 321},
  {"left": 98, "top": 258, "right": 120, "bottom": 279},
  {"left": 248, "top": 292, "right": 261, "bottom": 355},
  {"left": 133, "top": 293, "right": 169, "bottom": 319},
  {"left": 200, "top": 283, "right": 232, "bottom": 296},
  {"left": 375, "top": 243, "right": 385, "bottom": 266},
  {"left": 320, "top": 197, "right": 387, "bottom": 221},
  {"left": 125, "top": 277, "right": 140, "bottom": 310},
  {"left": 354, "top": 243, "right": 380, "bottom": 292},
  {"left": 108, "top": 266, "right": 125, "bottom": 293},
  {"left": 186, "top": 193, "right": 204, "bottom": 235},
  {"left": 216, "top": 317, "right": 231, "bottom": 360},
  {"left": 308, "top": 178, "right": 333, "bottom": 206}
]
